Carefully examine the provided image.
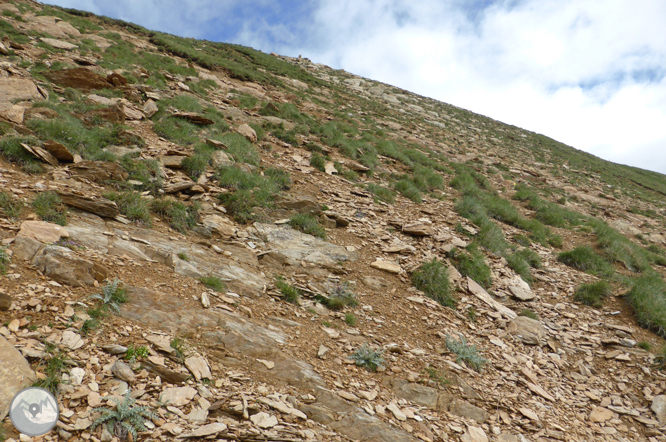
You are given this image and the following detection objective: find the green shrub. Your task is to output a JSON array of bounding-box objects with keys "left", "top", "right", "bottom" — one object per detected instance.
[
  {"left": 33, "top": 352, "right": 67, "bottom": 395},
  {"left": 124, "top": 345, "right": 149, "bottom": 363},
  {"left": 177, "top": 252, "right": 189, "bottom": 261},
  {"left": 351, "top": 344, "right": 384, "bottom": 372},
  {"left": 445, "top": 334, "right": 487, "bottom": 372},
  {"left": 150, "top": 199, "right": 199, "bottom": 232},
  {"left": 574, "top": 281, "right": 612, "bottom": 308},
  {"left": 452, "top": 249, "right": 492, "bottom": 289},
  {"left": 199, "top": 275, "right": 224, "bottom": 292},
  {"left": 324, "top": 283, "right": 358, "bottom": 310},
  {"left": 118, "top": 156, "right": 163, "bottom": 192},
  {"left": 637, "top": 340, "right": 651, "bottom": 351},
  {"left": 394, "top": 179, "right": 422, "bottom": 203},
  {"left": 411, "top": 259, "right": 456, "bottom": 308},
  {"left": 366, "top": 183, "right": 395, "bottom": 204},
  {"left": 289, "top": 213, "right": 326, "bottom": 239},
  {"left": 626, "top": 274, "right": 666, "bottom": 336},
  {"left": 104, "top": 191, "right": 151, "bottom": 226},
  {"left": 557, "top": 246, "right": 613, "bottom": 277},
  {"left": 275, "top": 276, "right": 300, "bottom": 304},
  {"left": 345, "top": 313, "right": 357, "bottom": 326},
  {"left": 0, "top": 192, "right": 23, "bottom": 219},
  {"left": 309, "top": 153, "right": 326, "bottom": 172},
  {"left": 33, "top": 191, "right": 67, "bottom": 225},
  {"left": 181, "top": 153, "right": 210, "bottom": 180}
]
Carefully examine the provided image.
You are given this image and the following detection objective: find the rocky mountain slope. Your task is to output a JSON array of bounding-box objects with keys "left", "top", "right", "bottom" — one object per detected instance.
[{"left": 2, "top": 1, "right": 666, "bottom": 442}]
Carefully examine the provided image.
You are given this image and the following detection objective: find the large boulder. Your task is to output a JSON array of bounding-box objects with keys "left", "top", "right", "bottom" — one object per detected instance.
[
  {"left": 31, "top": 245, "right": 108, "bottom": 287},
  {"left": 0, "top": 77, "right": 44, "bottom": 103},
  {"left": 44, "top": 68, "right": 112, "bottom": 91},
  {"left": 0, "top": 336, "right": 37, "bottom": 421}
]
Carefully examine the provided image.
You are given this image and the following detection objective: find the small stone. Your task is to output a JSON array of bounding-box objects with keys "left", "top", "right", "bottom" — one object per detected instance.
[
  {"left": 184, "top": 355, "right": 211, "bottom": 381},
  {"left": 7, "top": 319, "right": 19, "bottom": 333},
  {"left": 370, "top": 259, "right": 402, "bottom": 274},
  {"left": 257, "top": 359, "right": 275, "bottom": 369},
  {"left": 160, "top": 386, "right": 197, "bottom": 406},
  {"left": 111, "top": 360, "right": 136, "bottom": 382},
  {"left": 318, "top": 345, "right": 329, "bottom": 358},
  {"left": 461, "top": 426, "right": 489, "bottom": 442},
  {"left": 250, "top": 411, "right": 278, "bottom": 428},
  {"left": 651, "top": 396, "right": 666, "bottom": 424},
  {"left": 589, "top": 407, "right": 614, "bottom": 423},
  {"left": 69, "top": 367, "right": 85, "bottom": 385},
  {"left": 386, "top": 402, "right": 407, "bottom": 421},
  {"left": 0, "top": 293, "right": 12, "bottom": 311},
  {"left": 338, "top": 391, "right": 359, "bottom": 402}
]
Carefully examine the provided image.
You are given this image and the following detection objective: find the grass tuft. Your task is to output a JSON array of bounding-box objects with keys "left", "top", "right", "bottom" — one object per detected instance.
[
  {"left": 557, "top": 246, "right": 613, "bottom": 277},
  {"left": 574, "top": 281, "right": 612, "bottom": 308},
  {"left": 151, "top": 199, "right": 199, "bottom": 233},
  {"left": 411, "top": 259, "right": 456, "bottom": 308},
  {"left": 275, "top": 276, "right": 300, "bottom": 304},
  {"left": 33, "top": 191, "right": 67, "bottom": 225},
  {"left": 199, "top": 275, "right": 224, "bottom": 292},
  {"left": 289, "top": 213, "right": 326, "bottom": 239},
  {"left": 0, "top": 192, "right": 23, "bottom": 219}
]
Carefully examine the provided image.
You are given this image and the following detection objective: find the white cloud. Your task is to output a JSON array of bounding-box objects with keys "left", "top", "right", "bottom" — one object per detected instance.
[{"left": 41, "top": 0, "right": 666, "bottom": 173}]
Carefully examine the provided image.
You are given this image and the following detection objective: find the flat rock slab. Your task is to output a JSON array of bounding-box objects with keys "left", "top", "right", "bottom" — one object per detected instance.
[
  {"left": 508, "top": 276, "right": 535, "bottom": 301},
  {"left": 0, "top": 336, "right": 37, "bottom": 421},
  {"left": 18, "top": 220, "right": 69, "bottom": 243},
  {"left": 0, "top": 77, "right": 44, "bottom": 103},
  {"left": 507, "top": 316, "right": 546, "bottom": 345},
  {"left": 370, "top": 259, "right": 402, "bottom": 273},
  {"left": 40, "top": 37, "right": 78, "bottom": 50},
  {"left": 68, "top": 161, "right": 128, "bottom": 182},
  {"left": 44, "top": 68, "right": 112, "bottom": 91},
  {"left": 255, "top": 223, "right": 357, "bottom": 267},
  {"left": 59, "top": 192, "right": 120, "bottom": 219}
]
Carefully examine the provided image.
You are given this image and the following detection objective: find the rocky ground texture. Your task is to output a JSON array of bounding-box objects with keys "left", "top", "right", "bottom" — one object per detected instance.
[{"left": 2, "top": 1, "right": 666, "bottom": 442}]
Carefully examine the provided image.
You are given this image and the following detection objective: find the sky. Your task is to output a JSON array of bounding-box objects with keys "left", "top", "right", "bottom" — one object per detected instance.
[{"left": 42, "top": 0, "right": 666, "bottom": 174}]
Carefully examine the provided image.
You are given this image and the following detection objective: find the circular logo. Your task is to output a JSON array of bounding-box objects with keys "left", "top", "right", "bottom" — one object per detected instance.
[{"left": 9, "top": 387, "right": 59, "bottom": 437}]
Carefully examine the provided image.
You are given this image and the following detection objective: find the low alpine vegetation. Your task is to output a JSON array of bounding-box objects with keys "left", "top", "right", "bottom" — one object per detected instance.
[
  {"left": 0, "top": 191, "right": 23, "bottom": 219},
  {"left": 351, "top": 344, "right": 385, "bottom": 372},
  {"left": 0, "top": 247, "right": 9, "bottom": 275},
  {"left": 574, "top": 281, "right": 612, "bottom": 308},
  {"left": 150, "top": 198, "right": 200, "bottom": 233},
  {"left": 89, "top": 279, "right": 128, "bottom": 315},
  {"left": 104, "top": 191, "right": 152, "bottom": 226},
  {"left": 411, "top": 259, "right": 456, "bottom": 308},
  {"left": 275, "top": 275, "right": 300, "bottom": 304},
  {"left": 445, "top": 334, "right": 487, "bottom": 372},
  {"left": 199, "top": 275, "right": 224, "bottom": 292},
  {"left": 324, "top": 282, "right": 358, "bottom": 310},
  {"left": 557, "top": 246, "right": 613, "bottom": 277},
  {"left": 33, "top": 191, "right": 67, "bottom": 226},
  {"left": 289, "top": 213, "right": 326, "bottom": 240},
  {"left": 91, "top": 389, "right": 156, "bottom": 441}
]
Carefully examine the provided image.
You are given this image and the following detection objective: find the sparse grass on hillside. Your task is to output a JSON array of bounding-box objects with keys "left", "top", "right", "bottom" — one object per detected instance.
[
  {"left": 289, "top": 213, "right": 326, "bottom": 239},
  {"left": 557, "top": 246, "right": 614, "bottom": 277},
  {"left": 199, "top": 275, "right": 224, "bottom": 292},
  {"left": 0, "top": 192, "right": 23, "bottom": 220},
  {"left": 216, "top": 165, "right": 284, "bottom": 223},
  {"left": 275, "top": 276, "right": 300, "bottom": 304},
  {"left": 451, "top": 248, "right": 492, "bottom": 289},
  {"left": 626, "top": 274, "right": 666, "bottom": 337},
  {"left": 104, "top": 191, "right": 151, "bottom": 226},
  {"left": 324, "top": 282, "right": 358, "bottom": 311},
  {"left": 411, "top": 259, "right": 456, "bottom": 308},
  {"left": 351, "top": 344, "right": 384, "bottom": 372},
  {"left": 118, "top": 156, "right": 163, "bottom": 193},
  {"left": 150, "top": 199, "right": 200, "bottom": 233},
  {"left": 574, "top": 281, "right": 612, "bottom": 308},
  {"left": 33, "top": 192, "right": 67, "bottom": 226}
]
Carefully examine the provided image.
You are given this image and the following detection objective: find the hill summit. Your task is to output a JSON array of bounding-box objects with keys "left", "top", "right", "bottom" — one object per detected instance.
[{"left": 2, "top": 2, "right": 666, "bottom": 441}]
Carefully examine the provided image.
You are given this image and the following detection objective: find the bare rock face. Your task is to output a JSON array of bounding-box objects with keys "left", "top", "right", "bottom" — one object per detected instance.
[
  {"left": 44, "top": 68, "right": 112, "bottom": 91},
  {"left": 0, "top": 336, "right": 37, "bottom": 421},
  {"left": 31, "top": 245, "right": 108, "bottom": 287}
]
